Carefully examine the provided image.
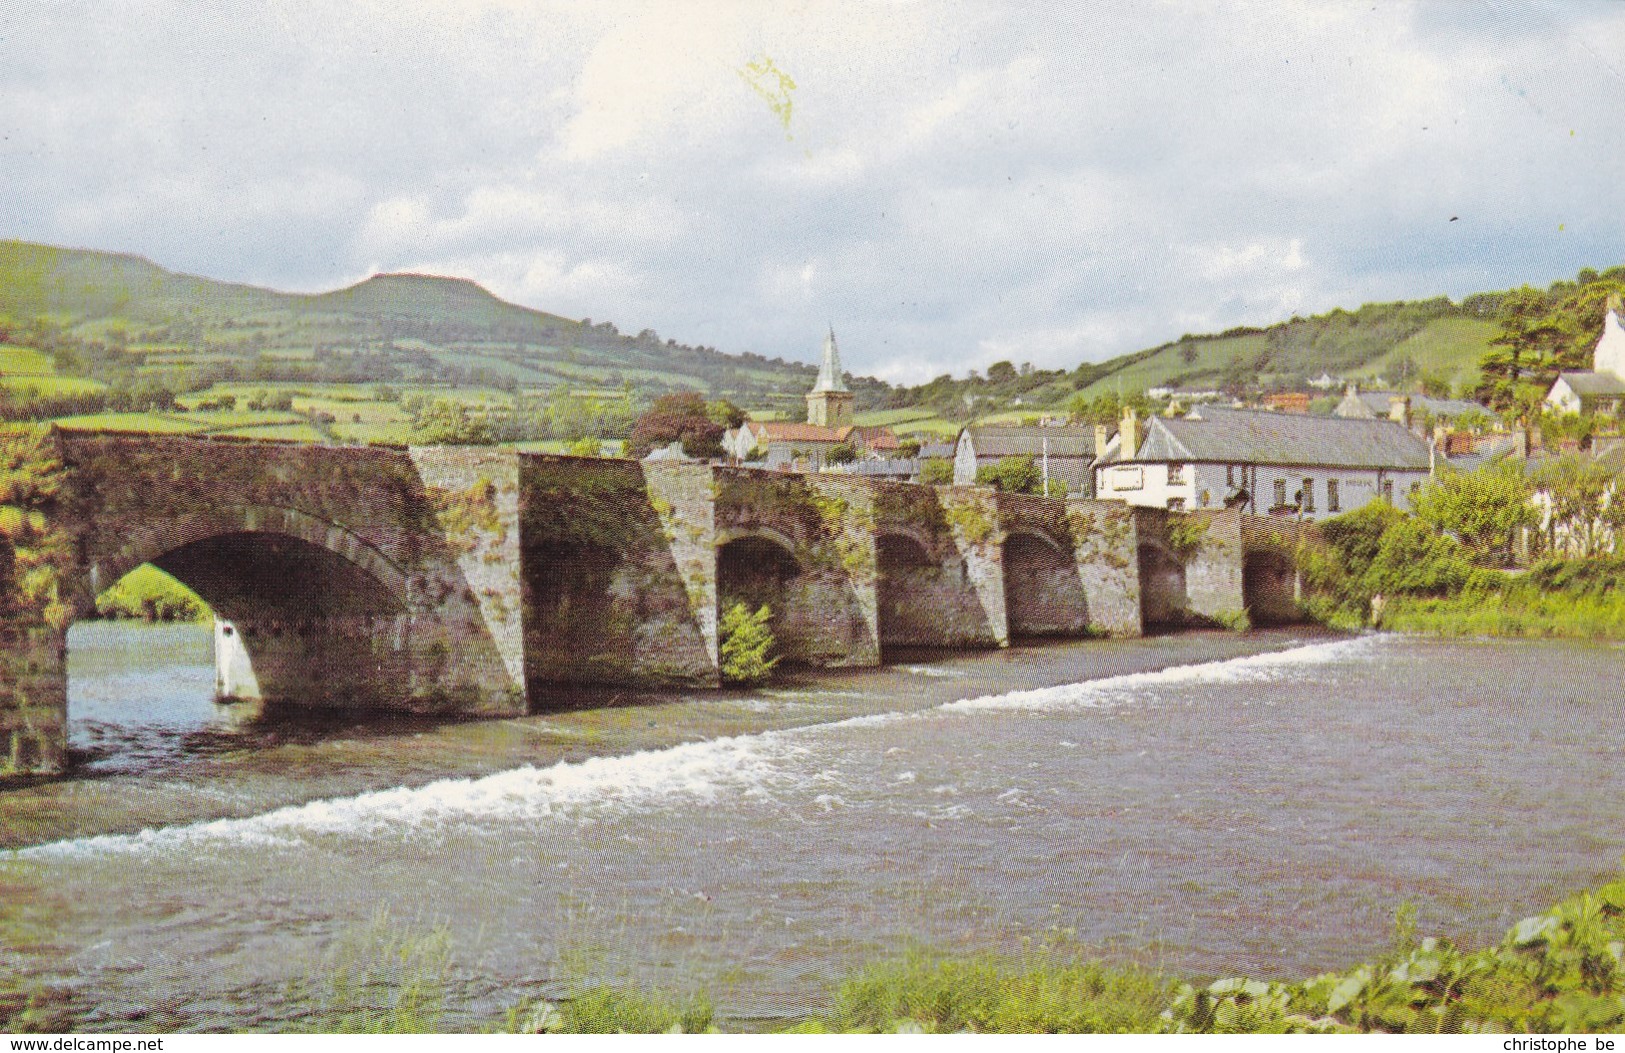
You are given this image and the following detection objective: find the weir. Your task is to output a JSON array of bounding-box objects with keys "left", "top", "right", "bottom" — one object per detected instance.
[{"left": 0, "top": 429, "right": 1299, "bottom": 779}]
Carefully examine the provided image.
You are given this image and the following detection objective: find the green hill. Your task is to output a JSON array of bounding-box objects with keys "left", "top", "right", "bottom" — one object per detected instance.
[
  {"left": 1072, "top": 297, "right": 1501, "bottom": 401},
  {"left": 0, "top": 240, "right": 866, "bottom": 407}
]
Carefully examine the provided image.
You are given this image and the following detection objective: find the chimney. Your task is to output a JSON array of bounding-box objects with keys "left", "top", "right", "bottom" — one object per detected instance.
[
  {"left": 1388, "top": 395, "right": 1411, "bottom": 428},
  {"left": 1119, "top": 407, "right": 1140, "bottom": 458},
  {"left": 1094, "top": 423, "right": 1111, "bottom": 459}
]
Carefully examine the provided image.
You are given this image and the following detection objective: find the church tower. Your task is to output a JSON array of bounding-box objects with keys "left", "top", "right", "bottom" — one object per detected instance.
[{"left": 806, "top": 327, "right": 855, "bottom": 428}]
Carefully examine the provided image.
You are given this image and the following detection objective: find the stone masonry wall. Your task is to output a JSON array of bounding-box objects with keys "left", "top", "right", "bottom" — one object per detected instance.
[{"left": 869, "top": 482, "right": 1003, "bottom": 648}]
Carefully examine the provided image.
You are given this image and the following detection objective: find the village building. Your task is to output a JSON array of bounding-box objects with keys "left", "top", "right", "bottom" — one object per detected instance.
[
  {"left": 952, "top": 425, "right": 1098, "bottom": 496},
  {"left": 723, "top": 328, "right": 897, "bottom": 469},
  {"left": 1091, "top": 404, "right": 1435, "bottom": 519},
  {"left": 1262, "top": 392, "right": 1311, "bottom": 414},
  {"left": 1334, "top": 386, "right": 1488, "bottom": 427},
  {"left": 1546, "top": 297, "right": 1625, "bottom": 415}
]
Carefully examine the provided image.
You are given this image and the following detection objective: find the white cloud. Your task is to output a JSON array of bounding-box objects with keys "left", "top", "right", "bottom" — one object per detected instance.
[{"left": 0, "top": 0, "right": 1621, "bottom": 385}]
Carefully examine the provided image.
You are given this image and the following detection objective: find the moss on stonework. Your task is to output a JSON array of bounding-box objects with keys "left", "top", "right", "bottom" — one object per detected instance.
[
  {"left": 944, "top": 497, "right": 999, "bottom": 547},
  {"left": 523, "top": 460, "right": 657, "bottom": 552},
  {"left": 427, "top": 477, "right": 506, "bottom": 554},
  {"left": 0, "top": 426, "right": 72, "bottom": 629}
]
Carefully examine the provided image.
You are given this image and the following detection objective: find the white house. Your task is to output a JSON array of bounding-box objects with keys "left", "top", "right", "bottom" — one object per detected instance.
[
  {"left": 1547, "top": 297, "right": 1625, "bottom": 415},
  {"left": 1092, "top": 405, "right": 1436, "bottom": 520}
]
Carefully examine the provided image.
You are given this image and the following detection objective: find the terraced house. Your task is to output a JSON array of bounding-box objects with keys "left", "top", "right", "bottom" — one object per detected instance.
[{"left": 1091, "top": 405, "right": 1436, "bottom": 520}]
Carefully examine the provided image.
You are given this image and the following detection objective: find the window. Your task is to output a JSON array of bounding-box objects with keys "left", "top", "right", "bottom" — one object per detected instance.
[
  {"left": 1380, "top": 479, "right": 1394, "bottom": 503},
  {"left": 1327, "top": 479, "right": 1340, "bottom": 513},
  {"left": 1167, "top": 462, "right": 1185, "bottom": 485},
  {"left": 1274, "top": 479, "right": 1287, "bottom": 508},
  {"left": 1200, "top": 489, "right": 1210, "bottom": 507},
  {"left": 1301, "top": 477, "right": 1314, "bottom": 513},
  {"left": 1111, "top": 465, "right": 1144, "bottom": 491},
  {"left": 1409, "top": 481, "right": 1422, "bottom": 499},
  {"left": 1167, "top": 497, "right": 1186, "bottom": 511},
  {"left": 1226, "top": 465, "right": 1235, "bottom": 487}
]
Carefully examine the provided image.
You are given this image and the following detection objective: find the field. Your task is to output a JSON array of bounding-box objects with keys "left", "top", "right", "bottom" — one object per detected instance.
[{"left": 0, "top": 341, "right": 108, "bottom": 395}]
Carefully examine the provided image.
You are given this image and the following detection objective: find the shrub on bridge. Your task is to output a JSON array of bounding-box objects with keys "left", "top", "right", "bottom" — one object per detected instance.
[{"left": 719, "top": 602, "right": 778, "bottom": 684}]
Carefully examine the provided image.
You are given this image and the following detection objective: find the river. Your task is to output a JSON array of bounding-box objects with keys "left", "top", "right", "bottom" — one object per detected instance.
[{"left": 1, "top": 622, "right": 1622, "bottom": 1030}]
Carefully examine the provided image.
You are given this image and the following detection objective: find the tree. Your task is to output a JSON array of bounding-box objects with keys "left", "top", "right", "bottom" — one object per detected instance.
[
  {"left": 719, "top": 602, "right": 778, "bottom": 683},
  {"left": 704, "top": 398, "right": 748, "bottom": 429},
  {"left": 919, "top": 458, "right": 954, "bottom": 484},
  {"left": 986, "top": 361, "right": 1018, "bottom": 385},
  {"left": 897, "top": 438, "right": 922, "bottom": 458},
  {"left": 975, "top": 454, "right": 1064, "bottom": 496},
  {"left": 825, "top": 442, "right": 858, "bottom": 465},
  {"left": 1531, "top": 453, "right": 1615, "bottom": 557},
  {"left": 1418, "top": 370, "right": 1453, "bottom": 399},
  {"left": 410, "top": 398, "right": 494, "bottom": 445},
  {"left": 628, "top": 390, "right": 724, "bottom": 459},
  {"left": 1410, "top": 461, "right": 1537, "bottom": 565},
  {"left": 1476, "top": 286, "right": 1575, "bottom": 411}
]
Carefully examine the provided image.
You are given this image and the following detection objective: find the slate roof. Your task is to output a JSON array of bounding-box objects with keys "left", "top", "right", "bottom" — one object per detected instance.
[
  {"left": 1127, "top": 406, "right": 1432, "bottom": 470},
  {"left": 961, "top": 425, "right": 1098, "bottom": 459},
  {"left": 1346, "top": 390, "right": 1489, "bottom": 418},
  {"left": 1553, "top": 371, "right": 1625, "bottom": 396}
]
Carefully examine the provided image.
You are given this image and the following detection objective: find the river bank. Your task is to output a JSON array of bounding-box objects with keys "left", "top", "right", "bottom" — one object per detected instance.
[{"left": 500, "top": 866, "right": 1625, "bottom": 1033}]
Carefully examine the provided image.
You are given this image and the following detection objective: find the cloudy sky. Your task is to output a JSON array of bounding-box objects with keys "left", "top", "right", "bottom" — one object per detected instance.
[{"left": 2, "top": 1, "right": 1621, "bottom": 383}]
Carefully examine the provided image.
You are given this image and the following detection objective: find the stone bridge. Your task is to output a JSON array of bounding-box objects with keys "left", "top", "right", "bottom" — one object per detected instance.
[{"left": 0, "top": 431, "right": 1304, "bottom": 778}]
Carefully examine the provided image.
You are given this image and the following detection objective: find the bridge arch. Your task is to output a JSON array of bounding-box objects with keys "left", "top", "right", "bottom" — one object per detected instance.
[
  {"left": 1137, "top": 539, "right": 1188, "bottom": 629},
  {"left": 716, "top": 531, "right": 804, "bottom": 622},
  {"left": 875, "top": 529, "right": 940, "bottom": 651},
  {"left": 1243, "top": 549, "right": 1301, "bottom": 625},
  {"left": 69, "top": 506, "right": 415, "bottom": 710},
  {"left": 1002, "top": 528, "right": 1090, "bottom": 638},
  {"left": 76, "top": 504, "right": 410, "bottom": 619}
]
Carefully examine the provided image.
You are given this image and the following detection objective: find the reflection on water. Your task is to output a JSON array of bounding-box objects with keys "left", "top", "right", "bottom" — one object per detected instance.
[
  {"left": 6, "top": 624, "right": 1623, "bottom": 1030},
  {"left": 67, "top": 622, "right": 234, "bottom": 774}
]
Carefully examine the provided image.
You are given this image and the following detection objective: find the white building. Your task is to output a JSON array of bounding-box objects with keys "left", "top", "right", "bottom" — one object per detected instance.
[
  {"left": 1547, "top": 297, "right": 1625, "bottom": 415},
  {"left": 1092, "top": 405, "right": 1436, "bottom": 519}
]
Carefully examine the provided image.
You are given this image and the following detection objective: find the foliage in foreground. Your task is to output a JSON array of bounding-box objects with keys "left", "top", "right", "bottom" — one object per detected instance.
[
  {"left": 1294, "top": 487, "right": 1625, "bottom": 638},
  {"left": 497, "top": 874, "right": 1625, "bottom": 1034},
  {"left": 718, "top": 601, "right": 779, "bottom": 684},
  {"left": 806, "top": 875, "right": 1625, "bottom": 1034},
  {"left": 507, "top": 987, "right": 714, "bottom": 1034}
]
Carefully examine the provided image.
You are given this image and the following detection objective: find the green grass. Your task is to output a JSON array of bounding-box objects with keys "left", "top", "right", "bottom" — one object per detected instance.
[
  {"left": 1076, "top": 334, "right": 1268, "bottom": 400},
  {"left": 893, "top": 416, "right": 962, "bottom": 437},
  {"left": 0, "top": 345, "right": 54, "bottom": 374},
  {"left": 93, "top": 564, "right": 210, "bottom": 622},
  {"left": 1384, "top": 588, "right": 1625, "bottom": 638},
  {"left": 52, "top": 412, "right": 204, "bottom": 433},
  {"left": 215, "top": 422, "right": 328, "bottom": 442},
  {"left": 1369, "top": 316, "right": 1498, "bottom": 393},
  {"left": 175, "top": 410, "right": 305, "bottom": 431},
  {"left": 0, "top": 374, "right": 106, "bottom": 395},
  {"left": 822, "top": 951, "right": 1171, "bottom": 1034},
  {"left": 852, "top": 407, "right": 941, "bottom": 426}
]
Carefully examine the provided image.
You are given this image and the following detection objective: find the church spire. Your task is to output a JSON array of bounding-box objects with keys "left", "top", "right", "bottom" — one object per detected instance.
[{"left": 812, "top": 326, "right": 849, "bottom": 393}]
